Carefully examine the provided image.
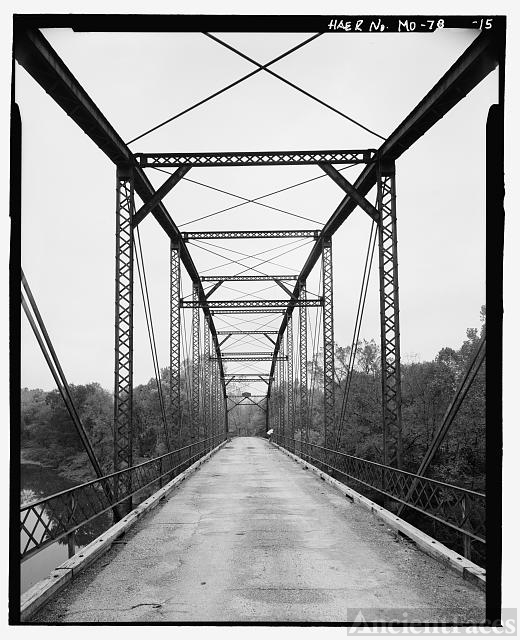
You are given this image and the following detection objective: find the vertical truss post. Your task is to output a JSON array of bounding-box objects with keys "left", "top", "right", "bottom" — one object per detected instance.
[
  {"left": 203, "top": 317, "right": 210, "bottom": 440},
  {"left": 279, "top": 339, "right": 285, "bottom": 439},
  {"left": 212, "top": 355, "right": 218, "bottom": 438},
  {"left": 299, "top": 281, "right": 308, "bottom": 444},
  {"left": 272, "top": 365, "right": 278, "bottom": 435},
  {"left": 113, "top": 165, "right": 134, "bottom": 518},
  {"left": 192, "top": 283, "right": 201, "bottom": 442},
  {"left": 377, "top": 160, "right": 403, "bottom": 468},
  {"left": 170, "top": 240, "right": 181, "bottom": 446},
  {"left": 208, "top": 339, "right": 213, "bottom": 441},
  {"left": 322, "top": 238, "right": 335, "bottom": 450},
  {"left": 287, "top": 315, "right": 294, "bottom": 441}
]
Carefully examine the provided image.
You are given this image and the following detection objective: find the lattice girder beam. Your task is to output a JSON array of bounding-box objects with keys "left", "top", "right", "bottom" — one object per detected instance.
[
  {"left": 201, "top": 275, "right": 298, "bottom": 282},
  {"left": 134, "top": 149, "right": 374, "bottom": 168},
  {"left": 185, "top": 230, "right": 319, "bottom": 240},
  {"left": 182, "top": 299, "right": 323, "bottom": 309}
]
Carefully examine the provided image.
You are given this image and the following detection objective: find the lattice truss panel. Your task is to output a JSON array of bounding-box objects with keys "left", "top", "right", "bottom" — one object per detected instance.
[
  {"left": 377, "top": 162, "right": 403, "bottom": 467},
  {"left": 113, "top": 169, "right": 134, "bottom": 501}
]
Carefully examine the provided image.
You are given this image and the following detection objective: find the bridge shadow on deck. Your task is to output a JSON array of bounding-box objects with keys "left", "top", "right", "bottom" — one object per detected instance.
[{"left": 33, "top": 437, "right": 484, "bottom": 624}]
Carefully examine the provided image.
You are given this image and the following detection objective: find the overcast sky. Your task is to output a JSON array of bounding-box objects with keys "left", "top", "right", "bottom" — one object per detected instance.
[{"left": 16, "top": 27, "right": 496, "bottom": 393}]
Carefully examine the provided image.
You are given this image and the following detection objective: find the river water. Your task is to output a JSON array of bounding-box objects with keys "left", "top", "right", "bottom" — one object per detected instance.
[{"left": 20, "top": 463, "right": 111, "bottom": 594}]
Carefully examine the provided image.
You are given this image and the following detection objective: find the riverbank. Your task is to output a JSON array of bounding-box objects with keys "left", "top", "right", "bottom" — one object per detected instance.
[
  {"left": 20, "top": 446, "right": 149, "bottom": 485},
  {"left": 20, "top": 447, "right": 93, "bottom": 484}
]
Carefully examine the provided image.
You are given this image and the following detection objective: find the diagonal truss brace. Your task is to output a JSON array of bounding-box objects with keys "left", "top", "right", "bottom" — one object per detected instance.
[
  {"left": 319, "top": 162, "right": 379, "bottom": 223},
  {"left": 132, "top": 165, "right": 191, "bottom": 227}
]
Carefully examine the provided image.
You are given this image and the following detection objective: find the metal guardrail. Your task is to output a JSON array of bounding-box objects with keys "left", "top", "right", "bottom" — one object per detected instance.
[
  {"left": 273, "top": 436, "right": 485, "bottom": 550},
  {"left": 20, "top": 434, "right": 227, "bottom": 561}
]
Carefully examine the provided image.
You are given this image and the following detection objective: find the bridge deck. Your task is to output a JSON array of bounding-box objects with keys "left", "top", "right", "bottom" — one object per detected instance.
[{"left": 34, "top": 437, "right": 484, "bottom": 623}]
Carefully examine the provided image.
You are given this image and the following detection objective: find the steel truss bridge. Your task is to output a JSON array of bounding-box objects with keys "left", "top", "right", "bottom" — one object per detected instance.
[{"left": 13, "top": 18, "right": 503, "bottom": 622}]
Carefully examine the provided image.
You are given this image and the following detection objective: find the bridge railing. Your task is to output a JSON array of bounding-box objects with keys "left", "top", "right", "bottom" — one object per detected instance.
[
  {"left": 20, "top": 433, "right": 227, "bottom": 562},
  {"left": 273, "top": 436, "right": 485, "bottom": 556}
]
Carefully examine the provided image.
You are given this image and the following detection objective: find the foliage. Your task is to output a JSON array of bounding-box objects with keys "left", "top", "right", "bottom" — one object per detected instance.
[{"left": 21, "top": 311, "right": 486, "bottom": 496}]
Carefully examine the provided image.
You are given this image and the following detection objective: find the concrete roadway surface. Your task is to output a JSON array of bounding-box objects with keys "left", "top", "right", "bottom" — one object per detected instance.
[{"left": 34, "top": 437, "right": 485, "bottom": 623}]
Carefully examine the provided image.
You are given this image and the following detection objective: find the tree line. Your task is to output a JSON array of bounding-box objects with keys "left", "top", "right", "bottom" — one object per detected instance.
[{"left": 21, "top": 308, "right": 485, "bottom": 494}]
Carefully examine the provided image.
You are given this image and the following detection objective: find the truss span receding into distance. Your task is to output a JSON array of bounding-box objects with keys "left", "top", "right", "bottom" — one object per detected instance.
[{"left": 15, "top": 20, "right": 499, "bottom": 565}]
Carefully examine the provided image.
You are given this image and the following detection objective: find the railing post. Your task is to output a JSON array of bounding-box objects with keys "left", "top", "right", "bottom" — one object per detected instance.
[
  {"left": 113, "top": 164, "right": 134, "bottom": 519},
  {"left": 322, "top": 238, "right": 335, "bottom": 457},
  {"left": 461, "top": 495, "right": 472, "bottom": 561},
  {"left": 377, "top": 160, "right": 403, "bottom": 469},
  {"left": 170, "top": 240, "right": 181, "bottom": 447},
  {"left": 67, "top": 494, "right": 76, "bottom": 558}
]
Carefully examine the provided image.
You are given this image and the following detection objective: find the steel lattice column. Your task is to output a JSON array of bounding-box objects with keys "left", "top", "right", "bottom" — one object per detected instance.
[
  {"left": 279, "top": 339, "right": 285, "bottom": 437},
  {"left": 299, "top": 281, "right": 308, "bottom": 441},
  {"left": 287, "top": 315, "right": 294, "bottom": 440},
  {"left": 113, "top": 165, "right": 134, "bottom": 517},
  {"left": 322, "top": 238, "right": 335, "bottom": 449},
  {"left": 212, "top": 355, "right": 218, "bottom": 438},
  {"left": 377, "top": 160, "right": 403, "bottom": 468},
  {"left": 192, "top": 283, "right": 201, "bottom": 442},
  {"left": 203, "top": 317, "right": 210, "bottom": 439},
  {"left": 170, "top": 241, "right": 181, "bottom": 446}
]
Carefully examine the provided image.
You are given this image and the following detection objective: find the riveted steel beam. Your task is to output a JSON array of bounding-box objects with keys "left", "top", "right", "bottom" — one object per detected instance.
[
  {"left": 135, "top": 149, "right": 374, "bottom": 168},
  {"left": 201, "top": 275, "right": 298, "bottom": 282},
  {"left": 184, "top": 230, "right": 319, "bottom": 240},
  {"left": 182, "top": 299, "right": 323, "bottom": 308},
  {"left": 213, "top": 356, "right": 287, "bottom": 362},
  {"left": 216, "top": 331, "right": 278, "bottom": 335}
]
